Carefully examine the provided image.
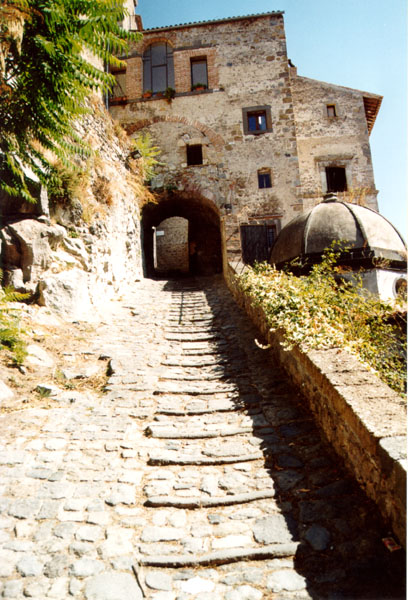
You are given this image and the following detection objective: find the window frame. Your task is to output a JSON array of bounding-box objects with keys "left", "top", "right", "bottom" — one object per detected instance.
[
  {"left": 190, "top": 57, "right": 208, "bottom": 90},
  {"left": 242, "top": 105, "right": 272, "bottom": 135},
  {"left": 143, "top": 42, "right": 175, "bottom": 94},
  {"left": 326, "top": 103, "right": 337, "bottom": 118},
  {"left": 325, "top": 166, "right": 348, "bottom": 193},
  {"left": 257, "top": 169, "right": 272, "bottom": 189}
]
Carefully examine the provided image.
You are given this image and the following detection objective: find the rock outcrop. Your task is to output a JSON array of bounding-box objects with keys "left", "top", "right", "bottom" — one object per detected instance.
[{"left": 0, "top": 101, "right": 144, "bottom": 320}]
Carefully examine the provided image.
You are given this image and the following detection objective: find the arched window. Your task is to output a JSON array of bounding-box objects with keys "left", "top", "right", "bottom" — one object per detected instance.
[{"left": 143, "top": 43, "right": 174, "bottom": 93}]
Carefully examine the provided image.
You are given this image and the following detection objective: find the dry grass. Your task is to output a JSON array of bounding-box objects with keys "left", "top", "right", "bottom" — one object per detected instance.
[{"left": 0, "top": 316, "right": 109, "bottom": 413}]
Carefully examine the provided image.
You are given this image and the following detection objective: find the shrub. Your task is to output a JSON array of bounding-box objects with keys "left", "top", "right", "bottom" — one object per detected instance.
[
  {"left": 0, "top": 281, "right": 27, "bottom": 366},
  {"left": 237, "top": 246, "right": 406, "bottom": 396}
]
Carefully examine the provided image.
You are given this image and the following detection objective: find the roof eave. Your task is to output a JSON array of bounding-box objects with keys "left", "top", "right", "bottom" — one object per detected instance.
[
  {"left": 363, "top": 95, "right": 382, "bottom": 135},
  {"left": 141, "top": 11, "right": 284, "bottom": 34}
]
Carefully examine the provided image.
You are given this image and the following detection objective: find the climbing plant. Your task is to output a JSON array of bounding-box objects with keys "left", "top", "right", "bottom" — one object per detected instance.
[
  {"left": 0, "top": 0, "right": 141, "bottom": 202},
  {"left": 237, "top": 247, "right": 407, "bottom": 396}
]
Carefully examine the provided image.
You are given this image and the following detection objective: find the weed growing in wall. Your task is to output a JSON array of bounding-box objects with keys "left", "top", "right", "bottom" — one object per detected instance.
[
  {"left": 237, "top": 247, "right": 407, "bottom": 396},
  {"left": 130, "top": 133, "right": 162, "bottom": 184}
]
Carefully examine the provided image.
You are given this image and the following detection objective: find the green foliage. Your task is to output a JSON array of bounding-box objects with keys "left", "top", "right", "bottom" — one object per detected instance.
[
  {"left": 238, "top": 246, "right": 407, "bottom": 396},
  {"left": 191, "top": 82, "right": 207, "bottom": 90},
  {"left": 0, "top": 283, "right": 28, "bottom": 366},
  {"left": 0, "top": 0, "right": 141, "bottom": 202},
  {"left": 130, "top": 133, "right": 161, "bottom": 182},
  {"left": 164, "top": 86, "right": 175, "bottom": 102}
]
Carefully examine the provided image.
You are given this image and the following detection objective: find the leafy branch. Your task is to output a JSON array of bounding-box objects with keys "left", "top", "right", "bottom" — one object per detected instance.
[{"left": 0, "top": 0, "right": 142, "bottom": 202}]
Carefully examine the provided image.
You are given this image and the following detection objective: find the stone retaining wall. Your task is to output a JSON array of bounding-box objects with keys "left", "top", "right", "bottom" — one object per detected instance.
[{"left": 225, "top": 262, "right": 406, "bottom": 546}]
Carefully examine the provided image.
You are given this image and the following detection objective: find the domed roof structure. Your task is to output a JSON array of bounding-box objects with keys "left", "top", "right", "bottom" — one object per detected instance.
[{"left": 270, "top": 196, "right": 406, "bottom": 271}]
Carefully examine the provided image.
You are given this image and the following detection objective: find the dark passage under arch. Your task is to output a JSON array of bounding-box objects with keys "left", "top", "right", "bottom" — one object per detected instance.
[{"left": 142, "top": 192, "right": 222, "bottom": 278}]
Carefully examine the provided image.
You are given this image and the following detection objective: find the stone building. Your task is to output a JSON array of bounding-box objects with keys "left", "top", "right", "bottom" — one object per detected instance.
[{"left": 108, "top": 11, "right": 382, "bottom": 276}]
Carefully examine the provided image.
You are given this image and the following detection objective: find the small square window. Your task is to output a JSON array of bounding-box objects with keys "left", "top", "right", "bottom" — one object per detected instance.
[
  {"left": 326, "top": 166, "right": 347, "bottom": 192},
  {"left": 258, "top": 169, "right": 272, "bottom": 189},
  {"left": 187, "top": 145, "right": 203, "bottom": 166},
  {"left": 327, "top": 104, "right": 337, "bottom": 117},
  {"left": 191, "top": 58, "right": 208, "bottom": 89},
  {"left": 243, "top": 106, "right": 272, "bottom": 135},
  {"left": 248, "top": 111, "right": 267, "bottom": 132}
]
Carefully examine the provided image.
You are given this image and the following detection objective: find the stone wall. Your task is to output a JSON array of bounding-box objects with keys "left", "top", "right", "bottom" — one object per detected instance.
[
  {"left": 156, "top": 217, "right": 189, "bottom": 273},
  {"left": 109, "top": 12, "right": 381, "bottom": 270},
  {"left": 109, "top": 13, "right": 302, "bottom": 265},
  {"left": 225, "top": 262, "right": 406, "bottom": 546},
  {"left": 291, "top": 75, "right": 380, "bottom": 211}
]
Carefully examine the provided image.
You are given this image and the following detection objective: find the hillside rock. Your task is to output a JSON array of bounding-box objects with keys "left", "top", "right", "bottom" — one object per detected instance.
[{"left": 0, "top": 101, "right": 144, "bottom": 320}]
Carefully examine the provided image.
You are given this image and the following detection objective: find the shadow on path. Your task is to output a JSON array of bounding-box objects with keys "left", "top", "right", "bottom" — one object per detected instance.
[{"left": 160, "top": 275, "right": 405, "bottom": 600}]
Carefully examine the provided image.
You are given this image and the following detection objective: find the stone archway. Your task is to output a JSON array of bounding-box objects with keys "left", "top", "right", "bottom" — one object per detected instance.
[
  {"left": 142, "top": 192, "right": 222, "bottom": 278},
  {"left": 124, "top": 115, "right": 225, "bottom": 153}
]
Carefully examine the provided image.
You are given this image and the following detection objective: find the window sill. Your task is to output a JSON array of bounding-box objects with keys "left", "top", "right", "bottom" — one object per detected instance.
[
  {"left": 244, "top": 129, "right": 273, "bottom": 136},
  {"left": 109, "top": 88, "right": 222, "bottom": 107},
  {"left": 109, "top": 96, "right": 128, "bottom": 105},
  {"left": 141, "top": 88, "right": 215, "bottom": 101}
]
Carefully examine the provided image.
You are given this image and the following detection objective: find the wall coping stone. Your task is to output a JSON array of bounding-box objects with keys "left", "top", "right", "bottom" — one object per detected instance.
[{"left": 225, "top": 261, "right": 406, "bottom": 546}]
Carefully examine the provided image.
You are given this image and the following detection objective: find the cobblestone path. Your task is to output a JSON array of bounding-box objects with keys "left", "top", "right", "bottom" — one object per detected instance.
[{"left": 0, "top": 276, "right": 405, "bottom": 599}]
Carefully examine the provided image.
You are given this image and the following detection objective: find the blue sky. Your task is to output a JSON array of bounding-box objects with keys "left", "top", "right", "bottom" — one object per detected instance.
[{"left": 137, "top": 0, "right": 407, "bottom": 240}]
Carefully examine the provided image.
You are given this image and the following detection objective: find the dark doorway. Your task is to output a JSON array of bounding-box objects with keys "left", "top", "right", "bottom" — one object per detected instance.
[
  {"left": 241, "top": 224, "right": 277, "bottom": 265},
  {"left": 142, "top": 192, "right": 222, "bottom": 278}
]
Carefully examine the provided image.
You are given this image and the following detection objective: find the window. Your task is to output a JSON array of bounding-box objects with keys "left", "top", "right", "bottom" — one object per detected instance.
[
  {"left": 242, "top": 106, "right": 272, "bottom": 135},
  {"left": 143, "top": 43, "right": 174, "bottom": 93},
  {"left": 187, "top": 145, "right": 203, "bottom": 166},
  {"left": 191, "top": 58, "right": 208, "bottom": 89},
  {"left": 258, "top": 169, "right": 272, "bottom": 189},
  {"left": 111, "top": 70, "right": 126, "bottom": 98},
  {"left": 326, "top": 167, "right": 347, "bottom": 192},
  {"left": 248, "top": 111, "right": 267, "bottom": 132},
  {"left": 327, "top": 104, "right": 337, "bottom": 117}
]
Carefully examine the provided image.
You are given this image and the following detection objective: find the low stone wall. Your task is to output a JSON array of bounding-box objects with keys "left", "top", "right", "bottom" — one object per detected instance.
[{"left": 225, "top": 262, "right": 406, "bottom": 546}]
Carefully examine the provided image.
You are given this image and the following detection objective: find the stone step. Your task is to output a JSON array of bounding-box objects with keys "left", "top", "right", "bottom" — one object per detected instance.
[
  {"left": 145, "top": 424, "right": 254, "bottom": 438},
  {"left": 181, "top": 347, "right": 227, "bottom": 356},
  {"left": 167, "top": 318, "right": 215, "bottom": 324},
  {"left": 165, "top": 333, "right": 221, "bottom": 342},
  {"left": 144, "top": 489, "right": 276, "bottom": 508},
  {"left": 162, "top": 357, "right": 229, "bottom": 367},
  {"left": 148, "top": 438, "right": 264, "bottom": 465},
  {"left": 154, "top": 381, "right": 239, "bottom": 395},
  {"left": 148, "top": 450, "right": 263, "bottom": 466},
  {"left": 149, "top": 411, "right": 271, "bottom": 429},
  {"left": 137, "top": 544, "right": 299, "bottom": 567},
  {"left": 155, "top": 396, "right": 261, "bottom": 415},
  {"left": 143, "top": 461, "right": 282, "bottom": 501},
  {"left": 159, "top": 374, "right": 224, "bottom": 382}
]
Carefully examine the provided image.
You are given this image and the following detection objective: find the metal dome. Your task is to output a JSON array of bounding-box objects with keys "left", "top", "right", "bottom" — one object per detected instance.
[{"left": 270, "top": 196, "right": 407, "bottom": 271}]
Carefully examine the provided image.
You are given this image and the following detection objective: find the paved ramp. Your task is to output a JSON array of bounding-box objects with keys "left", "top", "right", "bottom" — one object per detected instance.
[{"left": 0, "top": 276, "right": 404, "bottom": 599}]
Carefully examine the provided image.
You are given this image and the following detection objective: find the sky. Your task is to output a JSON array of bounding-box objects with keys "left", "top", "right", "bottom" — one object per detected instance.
[{"left": 137, "top": 0, "right": 407, "bottom": 240}]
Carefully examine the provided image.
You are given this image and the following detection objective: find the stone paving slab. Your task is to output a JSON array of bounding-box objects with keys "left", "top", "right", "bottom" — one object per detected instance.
[{"left": 0, "top": 276, "right": 405, "bottom": 599}]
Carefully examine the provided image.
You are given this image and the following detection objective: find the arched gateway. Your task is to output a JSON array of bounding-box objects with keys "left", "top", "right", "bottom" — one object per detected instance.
[{"left": 142, "top": 191, "right": 222, "bottom": 278}]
